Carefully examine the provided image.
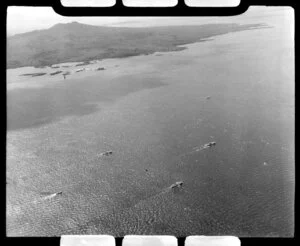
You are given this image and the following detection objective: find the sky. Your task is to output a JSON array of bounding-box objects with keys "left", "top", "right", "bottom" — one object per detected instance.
[{"left": 7, "top": 5, "right": 293, "bottom": 36}]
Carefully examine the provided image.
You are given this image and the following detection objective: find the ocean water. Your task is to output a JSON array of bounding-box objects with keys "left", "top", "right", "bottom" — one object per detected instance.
[{"left": 6, "top": 8, "right": 294, "bottom": 237}]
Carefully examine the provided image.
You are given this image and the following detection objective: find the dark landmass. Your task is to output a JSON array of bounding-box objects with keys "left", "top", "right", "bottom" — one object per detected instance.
[
  {"left": 50, "top": 71, "right": 63, "bottom": 76},
  {"left": 7, "top": 21, "right": 267, "bottom": 69},
  {"left": 96, "top": 67, "right": 105, "bottom": 71},
  {"left": 20, "top": 72, "right": 47, "bottom": 77}
]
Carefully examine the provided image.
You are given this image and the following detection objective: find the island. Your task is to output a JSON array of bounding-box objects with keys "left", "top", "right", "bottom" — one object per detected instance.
[
  {"left": 50, "top": 71, "right": 63, "bottom": 76},
  {"left": 20, "top": 72, "right": 47, "bottom": 77},
  {"left": 7, "top": 21, "right": 268, "bottom": 69}
]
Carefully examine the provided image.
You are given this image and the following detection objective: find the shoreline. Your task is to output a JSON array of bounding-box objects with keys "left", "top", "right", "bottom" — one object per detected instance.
[
  {"left": 6, "top": 24, "right": 274, "bottom": 93},
  {"left": 7, "top": 23, "right": 268, "bottom": 70}
]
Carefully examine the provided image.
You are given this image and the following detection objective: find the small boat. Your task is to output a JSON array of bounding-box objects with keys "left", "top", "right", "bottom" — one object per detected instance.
[
  {"left": 206, "top": 141, "right": 216, "bottom": 147},
  {"left": 170, "top": 181, "right": 184, "bottom": 189},
  {"left": 203, "top": 142, "right": 216, "bottom": 148},
  {"left": 99, "top": 151, "right": 113, "bottom": 156},
  {"left": 42, "top": 191, "right": 63, "bottom": 200}
]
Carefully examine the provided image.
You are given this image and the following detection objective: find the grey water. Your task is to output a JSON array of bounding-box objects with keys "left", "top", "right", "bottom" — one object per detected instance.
[{"left": 6, "top": 9, "right": 294, "bottom": 237}]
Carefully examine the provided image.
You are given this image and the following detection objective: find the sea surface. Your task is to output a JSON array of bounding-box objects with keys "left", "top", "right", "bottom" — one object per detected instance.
[{"left": 6, "top": 7, "right": 294, "bottom": 237}]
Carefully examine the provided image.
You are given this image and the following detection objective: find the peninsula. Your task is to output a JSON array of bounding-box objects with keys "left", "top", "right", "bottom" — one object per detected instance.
[{"left": 7, "top": 21, "right": 267, "bottom": 69}]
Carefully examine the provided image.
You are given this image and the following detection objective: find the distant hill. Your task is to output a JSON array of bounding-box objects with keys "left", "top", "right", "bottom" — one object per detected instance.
[{"left": 7, "top": 21, "right": 266, "bottom": 69}]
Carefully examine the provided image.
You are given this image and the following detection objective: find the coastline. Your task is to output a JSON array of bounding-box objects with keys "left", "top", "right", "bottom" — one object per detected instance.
[
  {"left": 7, "top": 23, "right": 267, "bottom": 70},
  {"left": 6, "top": 25, "right": 271, "bottom": 92}
]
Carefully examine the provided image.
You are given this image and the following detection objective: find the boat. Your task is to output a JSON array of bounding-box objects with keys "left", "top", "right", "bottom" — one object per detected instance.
[
  {"left": 207, "top": 141, "right": 216, "bottom": 147},
  {"left": 99, "top": 151, "right": 113, "bottom": 156},
  {"left": 203, "top": 142, "right": 216, "bottom": 148},
  {"left": 170, "top": 181, "right": 184, "bottom": 189}
]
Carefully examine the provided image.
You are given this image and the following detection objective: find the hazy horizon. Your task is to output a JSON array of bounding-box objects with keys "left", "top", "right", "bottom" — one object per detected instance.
[{"left": 7, "top": 6, "right": 293, "bottom": 36}]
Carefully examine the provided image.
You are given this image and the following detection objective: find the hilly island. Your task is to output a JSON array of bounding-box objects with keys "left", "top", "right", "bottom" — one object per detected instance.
[{"left": 7, "top": 21, "right": 267, "bottom": 69}]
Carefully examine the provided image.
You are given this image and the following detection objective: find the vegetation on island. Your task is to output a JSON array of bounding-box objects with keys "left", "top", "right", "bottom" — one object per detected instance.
[{"left": 7, "top": 21, "right": 267, "bottom": 69}]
